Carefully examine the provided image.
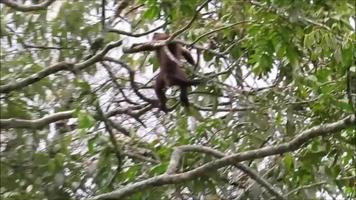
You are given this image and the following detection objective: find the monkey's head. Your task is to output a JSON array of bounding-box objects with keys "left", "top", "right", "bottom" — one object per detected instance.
[{"left": 153, "top": 33, "right": 169, "bottom": 41}]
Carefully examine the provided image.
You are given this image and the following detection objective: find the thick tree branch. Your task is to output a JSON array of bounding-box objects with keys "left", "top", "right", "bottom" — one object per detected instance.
[
  {"left": 0, "top": 62, "right": 74, "bottom": 93},
  {"left": 0, "top": 104, "right": 147, "bottom": 129},
  {"left": 0, "top": 0, "right": 56, "bottom": 12},
  {"left": 165, "top": 145, "right": 285, "bottom": 200},
  {"left": 123, "top": 38, "right": 227, "bottom": 60},
  {"left": 108, "top": 23, "right": 166, "bottom": 37},
  {"left": 88, "top": 115, "right": 355, "bottom": 200},
  {"left": 122, "top": 151, "right": 160, "bottom": 165},
  {"left": 74, "top": 39, "right": 123, "bottom": 71},
  {"left": 0, "top": 40, "right": 123, "bottom": 93},
  {"left": 236, "top": 164, "right": 284, "bottom": 199},
  {"left": 122, "top": 40, "right": 166, "bottom": 53},
  {"left": 23, "top": 43, "right": 72, "bottom": 50},
  {"left": 0, "top": 110, "right": 74, "bottom": 129}
]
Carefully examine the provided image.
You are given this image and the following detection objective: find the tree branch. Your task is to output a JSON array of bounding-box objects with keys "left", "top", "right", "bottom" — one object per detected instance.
[
  {"left": 0, "top": 62, "right": 74, "bottom": 93},
  {"left": 23, "top": 43, "right": 72, "bottom": 50},
  {"left": 0, "top": 39, "right": 123, "bottom": 93},
  {"left": 0, "top": 0, "right": 56, "bottom": 12},
  {"left": 0, "top": 103, "right": 147, "bottom": 129},
  {"left": 165, "top": 145, "right": 285, "bottom": 200},
  {"left": 96, "top": 102, "right": 123, "bottom": 172},
  {"left": 101, "top": 61, "right": 139, "bottom": 105},
  {"left": 108, "top": 23, "right": 166, "bottom": 37},
  {"left": 122, "top": 151, "right": 160, "bottom": 165},
  {"left": 74, "top": 39, "right": 123, "bottom": 71},
  {"left": 285, "top": 181, "right": 326, "bottom": 197},
  {"left": 103, "top": 57, "right": 158, "bottom": 106},
  {"left": 122, "top": 40, "right": 166, "bottom": 53},
  {"left": 189, "top": 20, "right": 253, "bottom": 46},
  {"left": 122, "top": 0, "right": 211, "bottom": 54},
  {"left": 169, "top": 0, "right": 211, "bottom": 40},
  {"left": 0, "top": 110, "right": 74, "bottom": 129},
  {"left": 123, "top": 38, "right": 226, "bottom": 59},
  {"left": 88, "top": 115, "right": 355, "bottom": 200}
]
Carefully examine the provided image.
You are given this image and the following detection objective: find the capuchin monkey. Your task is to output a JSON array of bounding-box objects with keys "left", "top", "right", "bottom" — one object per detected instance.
[{"left": 152, "top": 33, "right": 201, "bottom": 112}]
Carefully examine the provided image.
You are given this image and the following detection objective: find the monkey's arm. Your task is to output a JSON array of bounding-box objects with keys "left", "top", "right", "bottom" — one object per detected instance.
[
  {"left": 130, "top": 43, "right": 157, "bottom": 51},
  {"left": 181, "top": 48, "right": 195, "bottom": 66},
  {"left": 163, "top": 46, "right": 183, "bottom": 67}
]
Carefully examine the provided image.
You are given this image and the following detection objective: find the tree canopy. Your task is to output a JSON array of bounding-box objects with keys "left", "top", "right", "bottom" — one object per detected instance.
[{"left": 0, "top": 0, "right": 355, "bottom": 199}]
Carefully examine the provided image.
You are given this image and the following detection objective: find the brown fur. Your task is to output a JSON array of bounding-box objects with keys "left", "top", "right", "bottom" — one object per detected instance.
[{"left": 152, "top": 33, "right": 199, "bottom": 112}]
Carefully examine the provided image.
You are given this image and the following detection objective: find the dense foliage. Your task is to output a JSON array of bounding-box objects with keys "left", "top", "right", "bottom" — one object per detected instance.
[{"left": 0, "top": 0, "right": 355, "bottom": 199}]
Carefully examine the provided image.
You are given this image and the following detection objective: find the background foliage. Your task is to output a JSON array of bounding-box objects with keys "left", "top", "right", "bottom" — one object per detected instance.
[{"left": 0, "top": 0, "right": 355, "bottom": 199}]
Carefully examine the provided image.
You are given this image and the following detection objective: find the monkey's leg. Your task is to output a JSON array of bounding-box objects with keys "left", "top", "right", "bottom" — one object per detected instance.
[
  {"left": 180, "top": 86, "right": 190, "bottom": 107},
  {"left": 154, "top": 75, "right": 168, "bottom": 112}
]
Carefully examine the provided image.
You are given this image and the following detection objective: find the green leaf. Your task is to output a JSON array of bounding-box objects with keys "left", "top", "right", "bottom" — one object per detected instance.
[
  {"left": 274, "top": 41, "right": 285, "bottom": 58},
  {"left": 143, "top": 5, "right": 159, "bottom": 19},
  {"left": 88, "top": 137, "right": 97, "bottom": 153},
  {"left": 334, "top": 48, "right": 342, "bottom": 63},
  {"left": 124, "top": 165, "right": 141, "bottom": 181},
  {"left": 5, "top": 98, "right": 29, "bottom": 118},
  {"left": 203, "top": 51, "right": 214, "bottom": 61},
  {"left": 334, "top": 100, "right": 353, "bottom": 111},
  {"left": 286, "top": 44, "right": 299, "bottom": 65},
  {"left": 78, "top": 112, "right": 96, "bottom": 129},
  {"left": 303, "top": 32, "right": 314, "bottom": 49},
  {"left": 75, "top": 80, "right": 91, "bottom": 93},
  {"left": 341, "top": 46, "right": 353, "bottom": 66},
  {"left": 150, "top": 163, "right": 168, "bottom": 175},
  {"left": 55, "top": 153, "right": 66, "bottom": 167},
  {"left": 48, "top": 158, "right": 56, "bottom": 173},
  {"left": 231, "top": 46, "right": 242, "bottom": 59},
  {"left": 283, "top": 153, "right": 294, "bottom": 172}
]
